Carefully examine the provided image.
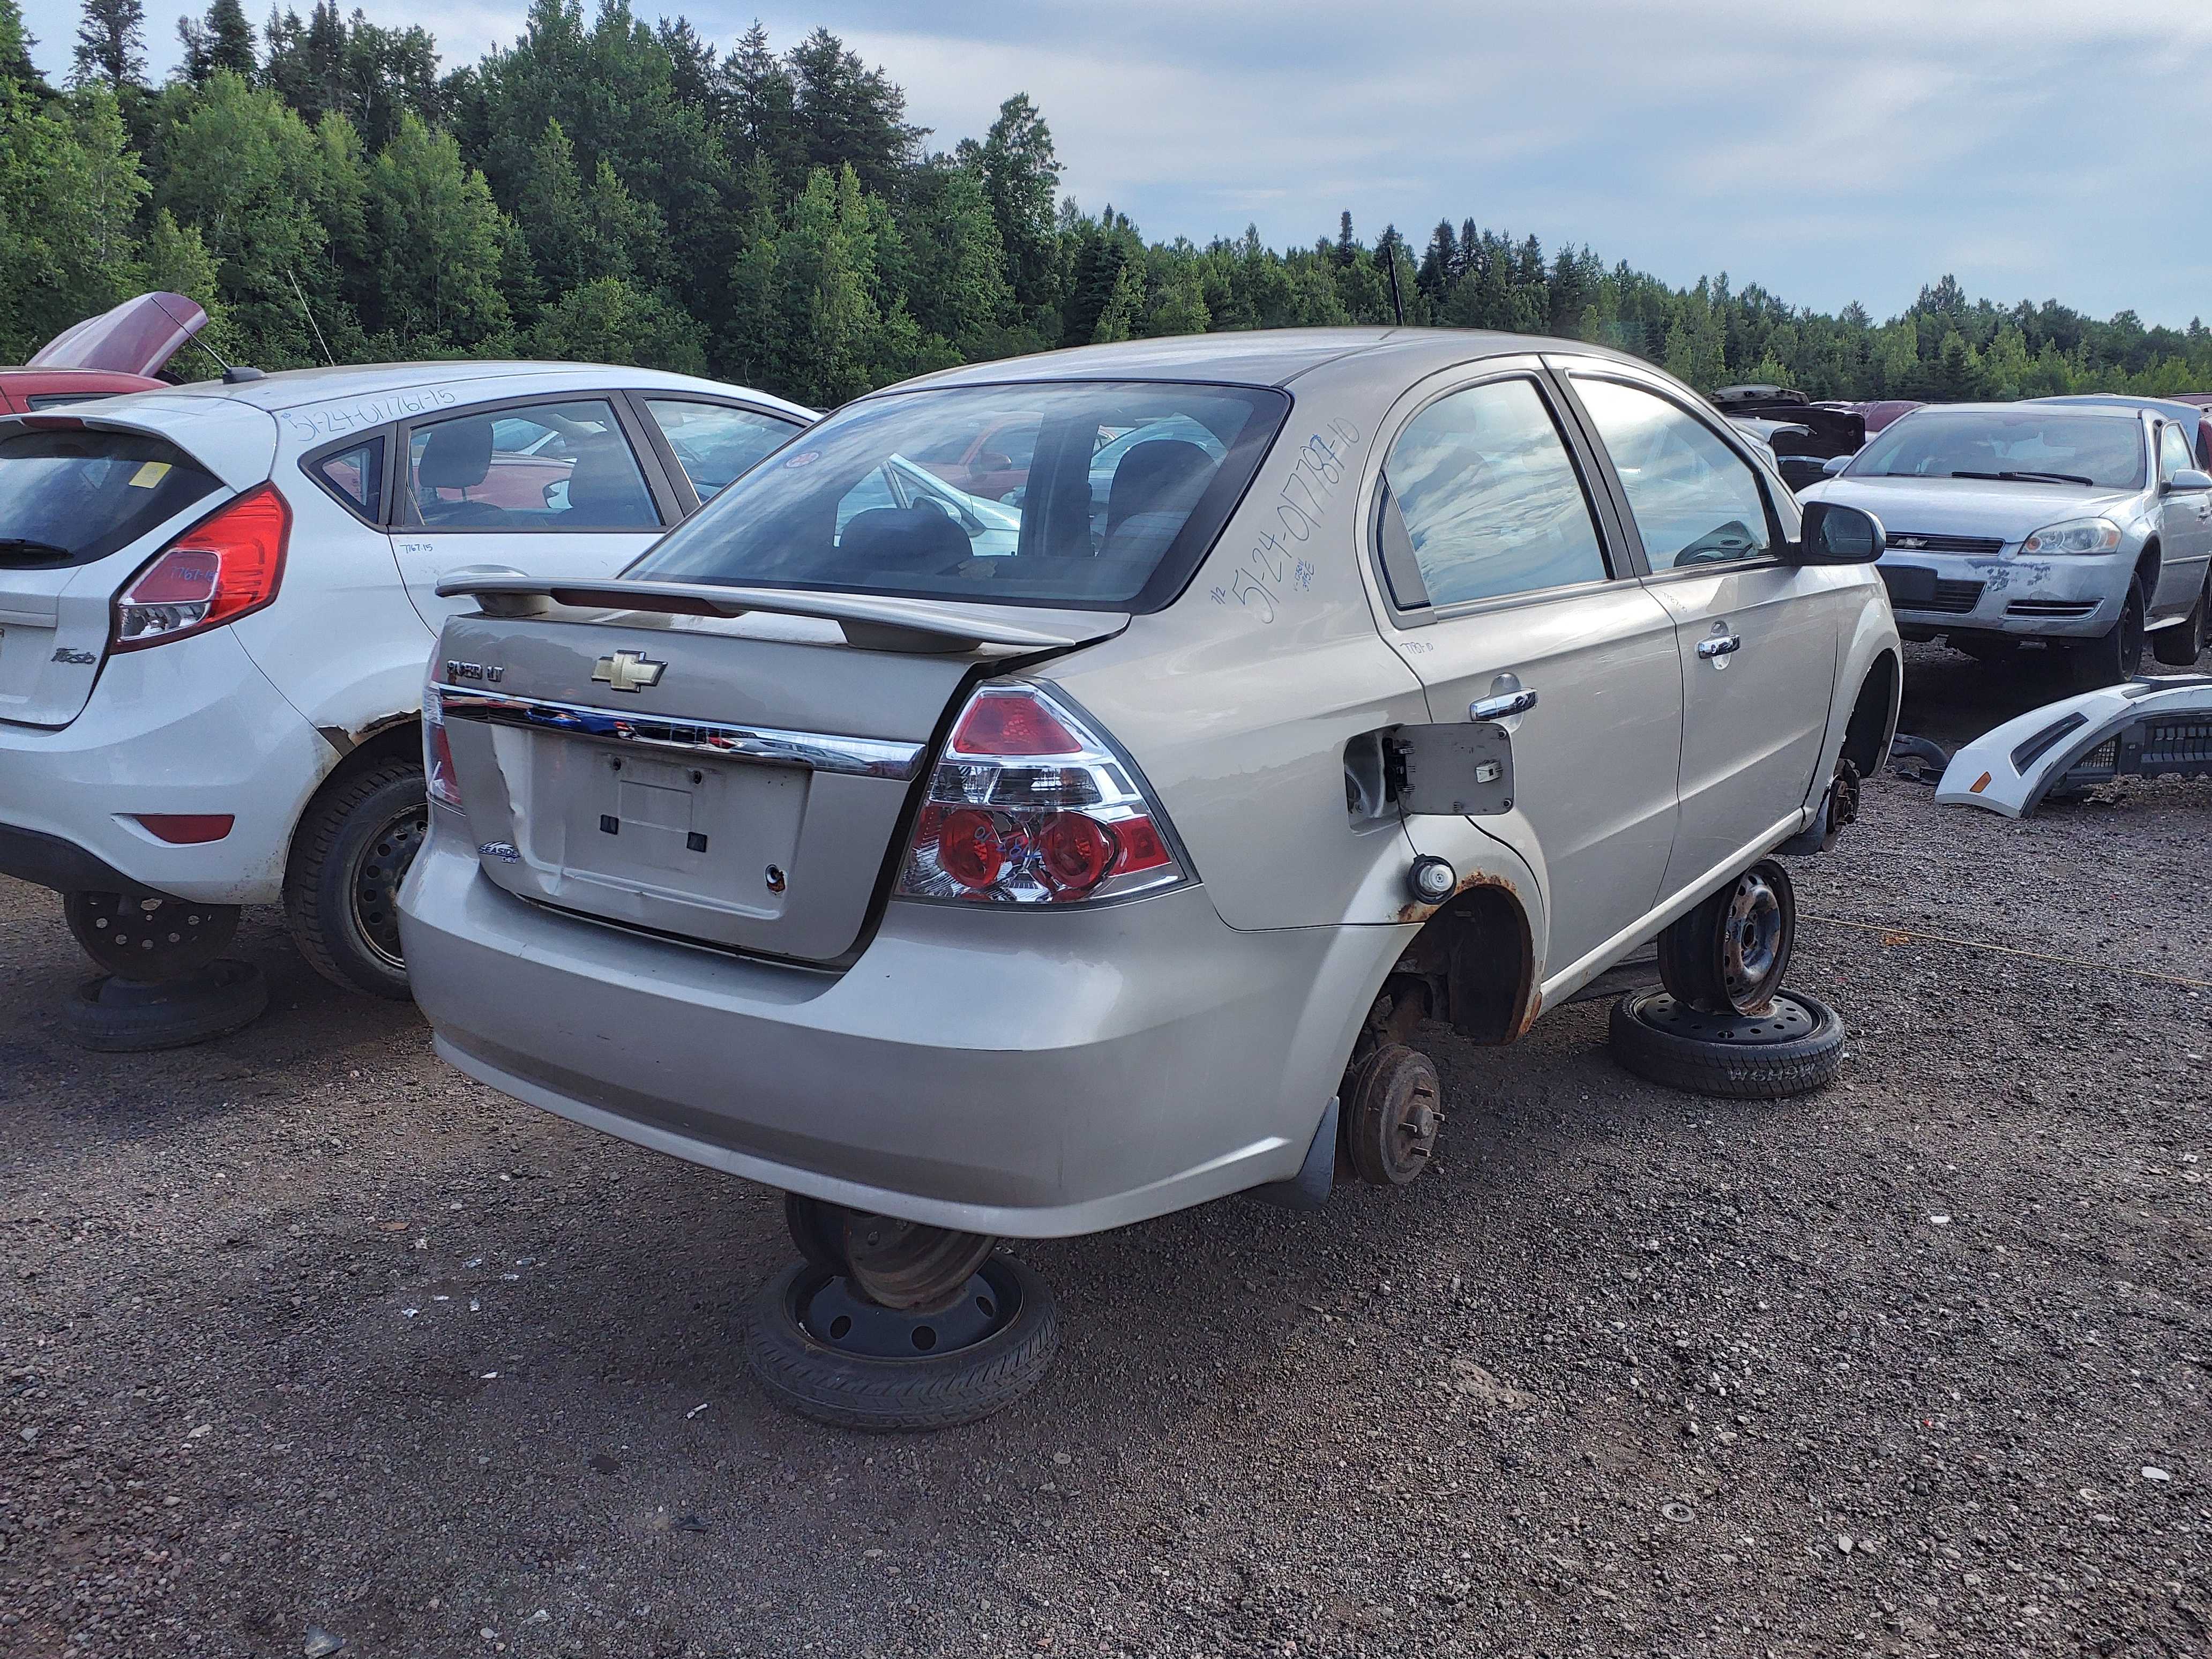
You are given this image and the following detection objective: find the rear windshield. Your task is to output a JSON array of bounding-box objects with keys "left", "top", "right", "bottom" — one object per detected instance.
[
  {"left": 1849, "top": 410, "right": 2146, "bottom": 490},
  {"left": 626, "top": 380, "right": 1288, "bottom": 611},
  {"left": 0, "top": 428, "right": 221, "bottom": 568}
]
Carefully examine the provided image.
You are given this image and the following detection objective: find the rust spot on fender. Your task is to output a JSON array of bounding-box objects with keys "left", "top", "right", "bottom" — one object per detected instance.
[
  {"left": 1393, "top": 866, "right": 1520, "bottom": 926},
  {"left": 1515, "top": 986, "right": 1544, "bottom": 1040}
]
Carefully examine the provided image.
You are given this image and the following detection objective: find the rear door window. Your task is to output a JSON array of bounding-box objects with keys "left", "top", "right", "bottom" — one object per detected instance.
[
  {"left": 642, "top": 399, "right": 802, "bottom": 501},
  {"left": 405, "top": 400, "right": 661, "bottom": 531},
  {"left": 1376, "top": 377, "right": 1610, "bottom": 609},
  {"left": 0, "top": 429, "right": 221, "bottom": 569}
]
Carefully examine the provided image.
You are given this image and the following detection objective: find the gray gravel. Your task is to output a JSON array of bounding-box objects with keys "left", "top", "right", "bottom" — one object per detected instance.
[{"left": 4, "top": 644, "right": 2209, "bottom": 1658}]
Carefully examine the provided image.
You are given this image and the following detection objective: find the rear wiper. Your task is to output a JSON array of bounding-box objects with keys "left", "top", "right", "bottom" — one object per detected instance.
[
  {"left": 1950, "top": 469, "right": 2095, "bottom": 486},
  {"left": 0, "top": 537, "right": 71, "bottom": 563}
]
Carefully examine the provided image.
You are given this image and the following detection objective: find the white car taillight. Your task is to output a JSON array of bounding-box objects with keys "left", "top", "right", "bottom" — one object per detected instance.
[
  {"left": 895, "top": 682, "right": 1189, "bottom": 906},
  {"left": 423, "top": 682, "right": 464, "bottom": 810},
  {"left": 110, "top": 483, "right": 289, "bottom": 652}
]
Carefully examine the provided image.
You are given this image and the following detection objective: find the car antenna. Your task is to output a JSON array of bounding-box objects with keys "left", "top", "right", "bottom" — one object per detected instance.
[
  {"left": 1384, "top": 237, "right": 1405, "bottom": 328},
  {"left": 287, "top": 267, "right": 336, "bottom": 368},
  {"left": 180, "top": 327, "right": 263, "bottom": 385}
]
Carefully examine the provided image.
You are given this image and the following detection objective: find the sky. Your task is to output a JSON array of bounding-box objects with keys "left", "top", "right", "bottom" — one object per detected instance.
[{"left": 21, "top": 0, "right": 2212, "bottom": 327}]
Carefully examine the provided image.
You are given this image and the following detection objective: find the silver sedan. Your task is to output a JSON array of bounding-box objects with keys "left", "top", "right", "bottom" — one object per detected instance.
[{"left": 1802, "top": 401, "right": 2212, "bottom": 681}]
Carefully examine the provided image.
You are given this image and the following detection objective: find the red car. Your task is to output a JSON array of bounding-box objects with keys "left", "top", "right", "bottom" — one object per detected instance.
[{"left": 0, "top": 293, "right": 208, "bottom": 413}]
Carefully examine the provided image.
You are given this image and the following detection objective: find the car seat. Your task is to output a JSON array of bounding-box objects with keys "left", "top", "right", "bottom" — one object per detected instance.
[
  {"left": 562, "top": 441, "right": 658, "bottom": 528},
  {"left": 1100, "top": 439, "right": 1215, "bottom": 562},
  {"left": 830, "top": 505, "right": 970, "bottom": 580},
  {"left": 414, "top": 419, "right": 507, "bottom": 527}
]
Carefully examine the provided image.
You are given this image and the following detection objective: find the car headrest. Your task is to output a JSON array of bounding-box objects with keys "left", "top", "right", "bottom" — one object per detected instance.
[
  {"left": 834, "top": 505, "right": 970, "bottom": 575},
  {"left": 417, "top": 419, "right": 493, "bottom": 490},
  {"left": 562, "top": 442, "right": 656, "bottom": 527},
  {"left": 1105, "top": 439, "right": 1215, "bottom": 534}
]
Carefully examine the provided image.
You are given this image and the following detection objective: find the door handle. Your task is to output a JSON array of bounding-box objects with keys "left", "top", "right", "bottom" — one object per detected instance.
[
  {"left": 1469, "top": 687, "right": 1538, "bottom": 722},
  {"left": 1697, "top": 633, "right": 1742, "bottom": 661}
]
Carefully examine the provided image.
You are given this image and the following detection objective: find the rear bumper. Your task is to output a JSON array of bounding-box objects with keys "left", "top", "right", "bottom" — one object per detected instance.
[
  {"left": 398, "top": 819, "right": 1395, "bottom": 1237},
  {"left": 1883, "top": 551, "right": 2124, "bottom": 639},
  {"left": 0, "top": 629, "right": 333, "bottom": 905}
]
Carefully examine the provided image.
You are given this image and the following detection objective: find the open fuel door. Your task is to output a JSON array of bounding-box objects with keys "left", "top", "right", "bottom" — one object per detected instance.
[{"left": 1387, "top": 718, "right": 1515, "bottom": 816}]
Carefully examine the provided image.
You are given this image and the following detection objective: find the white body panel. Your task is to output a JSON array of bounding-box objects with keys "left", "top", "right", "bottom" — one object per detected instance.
[{"left": 0, "top": 362, "right": 809, "bottom": 906}]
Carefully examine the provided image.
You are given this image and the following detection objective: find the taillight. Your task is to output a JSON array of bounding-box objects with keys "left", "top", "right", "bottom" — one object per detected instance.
[
  {"left": 423, "top": 683, "right": 463, "bottom": 810},
  {"left": 895, "top": 682, "right": 1187, "bottom": 906},
  {"left": 111, "top": 483, "right": 289, "bottom": 652}
]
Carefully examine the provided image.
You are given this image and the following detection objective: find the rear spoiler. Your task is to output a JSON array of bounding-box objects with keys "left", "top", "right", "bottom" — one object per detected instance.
[{"left": 435, "top": 571, "right": 1129, "bottom": 656}]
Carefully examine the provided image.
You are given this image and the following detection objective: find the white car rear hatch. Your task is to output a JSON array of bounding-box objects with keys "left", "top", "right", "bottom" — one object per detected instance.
[{"left": 0, "top": 397, "right": 276, "bottom": 727}]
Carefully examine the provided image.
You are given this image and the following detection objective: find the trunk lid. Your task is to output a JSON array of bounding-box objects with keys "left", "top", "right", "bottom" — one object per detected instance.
[
  {"left": 434, "top": 589, "right": 1126, "bottom": 963},
  {"left": 27, "top": 292, "right": 208, "bottom": 378}
]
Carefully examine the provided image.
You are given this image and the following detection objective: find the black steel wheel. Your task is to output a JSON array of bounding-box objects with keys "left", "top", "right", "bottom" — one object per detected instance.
[
  {"left": 2151, "top": 570, "right": 2210, "bottom": 667},
  {"left": 1657, "top": 858, "right": 1796, "bottom": 1015},
  {"left": 744, "top": 1254, "right": 1059, "bottom": 1432},
  {"left": 1609, "top": 987, "right": 1845, "bottom": 1099},
  {"left": 63, "top": 890, "right": 240, "bottom": 982},
  {"left": 1343, "top": 1042, "right": 1444, "bottom": 1186},
  {"left": 285, "top": 759, "right": 427, "bottom": 999}
]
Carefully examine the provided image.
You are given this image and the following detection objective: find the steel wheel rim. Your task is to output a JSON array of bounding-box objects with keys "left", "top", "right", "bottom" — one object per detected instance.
[
  {"left": 352, "top": 805, "right": 428, "bottom": 969},
  {"left": 1720, "top": 872, "right": 1785, "bottom": 1009},
  {"left": 80, "top": 895, "right": 224, "bottom": 969}
]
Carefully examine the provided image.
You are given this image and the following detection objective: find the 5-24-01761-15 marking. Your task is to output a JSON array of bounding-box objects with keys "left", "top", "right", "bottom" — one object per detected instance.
[{"left": 1209, "top": 420, "right": 1362, "bottom": 624}]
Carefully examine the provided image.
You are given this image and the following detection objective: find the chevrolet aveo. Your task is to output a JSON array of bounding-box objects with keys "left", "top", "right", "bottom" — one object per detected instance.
[{"left": 398, "top": 329, "right": 1901, "bottom": 1426}]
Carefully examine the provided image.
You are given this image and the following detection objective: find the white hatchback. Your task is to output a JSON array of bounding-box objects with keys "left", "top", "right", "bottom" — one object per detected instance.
[{"left": 0, "top": 361, "right": 811, "bottom": 996}]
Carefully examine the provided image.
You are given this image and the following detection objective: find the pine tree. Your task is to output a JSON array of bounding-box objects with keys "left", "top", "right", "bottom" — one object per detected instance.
[
  {"left": 0, "top": 0, "right": 41, "bottom": 86},
  {"left": 177, "top": 0, "right": 255, "bottom": 84},
  {"left": 72, "top": 0, "right": 147, "bottom": 89}
]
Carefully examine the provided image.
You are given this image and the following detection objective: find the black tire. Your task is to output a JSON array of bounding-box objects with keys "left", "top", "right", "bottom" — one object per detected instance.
[
  {"left": 59, "top": 960, "right": 268, "bottom": 1052},
  {"left": 2068, "top": 578, "right": 2147, "bottom": 688},
  {"left": 1608, "top": 987, "right": 1845, "bottom": 1100},
  {"left": 744, "top": 1256, "right": 1059, "bottom": 1432},
  {"left": 63, "top": 890, "right": 240, "bottom": 981},
  {"left": 285, "top": 759, "right": 427, "bottom": 999},
  {"left": 2151, "top": 570, "right": 2210, "bottom": 667}
]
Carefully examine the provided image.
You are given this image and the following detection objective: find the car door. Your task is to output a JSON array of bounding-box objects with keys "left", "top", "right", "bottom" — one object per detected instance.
[
  {"left": 1371, "top": 364, "right": 1684, "bottom": 976},
  {"left": 1557, "top": 364, "right": 1842, "bottom": 901},
  {"left": 391, "top": 394, "right": 681, "bottom": 632},
  {"left": 2155, "top": 420, "right": 2211, "bottom": 618}
]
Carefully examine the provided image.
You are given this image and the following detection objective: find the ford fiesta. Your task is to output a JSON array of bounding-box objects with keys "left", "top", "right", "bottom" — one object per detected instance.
[{"left": 398, "top": 329, "right": 1899, "bottom": 1425}]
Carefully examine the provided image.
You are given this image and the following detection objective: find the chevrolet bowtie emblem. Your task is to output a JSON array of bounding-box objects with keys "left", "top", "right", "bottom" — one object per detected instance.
[{"left": 591, "top": 649, "right": 666, "bottom": 693}]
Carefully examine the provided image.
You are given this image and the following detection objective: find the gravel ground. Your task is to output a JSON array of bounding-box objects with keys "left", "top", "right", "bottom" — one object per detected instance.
[{"left": 4, "top": 645, "right": 2209, "bottom": 1659}]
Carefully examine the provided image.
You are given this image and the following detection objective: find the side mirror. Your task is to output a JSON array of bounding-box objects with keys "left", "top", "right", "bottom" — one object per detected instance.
[
  {"left": 1820, "top": 454, "right": 1853, "bottom": 477},
  {"left": 1796, "top": 499, "right": 1885, "bottom": 565},
  {"left": 2162, "top": 468, "right": 2212, "bottom": 494}
]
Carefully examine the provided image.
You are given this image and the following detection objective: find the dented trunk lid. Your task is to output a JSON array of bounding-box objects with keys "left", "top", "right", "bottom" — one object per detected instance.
[{"left": 433, "top": 588, "right": 1127, "bottom": 963}]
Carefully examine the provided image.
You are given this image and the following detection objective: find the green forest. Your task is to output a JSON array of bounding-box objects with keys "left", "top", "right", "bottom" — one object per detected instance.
[{"left": 6, "top": 0, "right": 2212, "bottom": 409}]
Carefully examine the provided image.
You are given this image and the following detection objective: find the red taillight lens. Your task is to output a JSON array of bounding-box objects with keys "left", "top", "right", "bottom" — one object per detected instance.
[
  {"left": 133, "top": 813, "right": 234, "bottom": 844},
  {"left": 950, "top": 692, "right": 1083, "bottom": 756},
  {"left": 112, "top": 483, "right": 289, "bottom": 652},
  {"left": 423, "top": 684, "right": 463, "bottom": 810},
  {"left": 895, "top": 682, "right": 1188, "bottom": 906}
]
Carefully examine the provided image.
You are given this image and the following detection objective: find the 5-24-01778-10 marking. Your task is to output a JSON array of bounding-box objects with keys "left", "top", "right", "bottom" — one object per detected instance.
[{"left": 1209, "top": 420, "right": 1362, "bottom": 624}]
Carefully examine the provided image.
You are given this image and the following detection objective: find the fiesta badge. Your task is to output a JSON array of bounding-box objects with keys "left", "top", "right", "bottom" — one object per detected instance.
[{"left": 591, "top": 649, "right": 666, "bottom": 693}]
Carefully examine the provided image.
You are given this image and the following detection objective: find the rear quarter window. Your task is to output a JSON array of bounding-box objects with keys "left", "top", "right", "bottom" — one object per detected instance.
[{"left": 0, "top": 429, "right": 221, "bottom": 569}]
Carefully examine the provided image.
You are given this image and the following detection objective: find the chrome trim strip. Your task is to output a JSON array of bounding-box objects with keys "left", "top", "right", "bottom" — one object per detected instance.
[{"left": 438, "top": 689, "right": 926, "bottom": 780}]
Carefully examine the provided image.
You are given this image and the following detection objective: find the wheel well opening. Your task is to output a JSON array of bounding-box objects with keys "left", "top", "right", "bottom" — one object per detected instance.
[
  {"left": 1392, "top": 882, "right": 1535, "bottom": 1046},
  {"left": 286, "top": 718, "right": 422, "bottom": 881},
  {"left": 1840, "top": 649, "right": 1899, "bottom": 778},
  {"left": 2136, "top": 541, "right": 2161, "bottom": 600}
]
